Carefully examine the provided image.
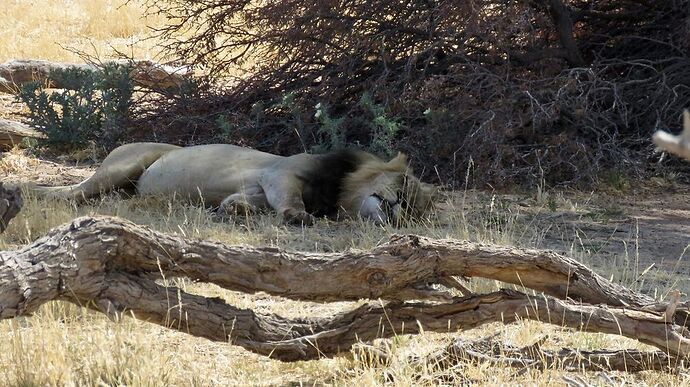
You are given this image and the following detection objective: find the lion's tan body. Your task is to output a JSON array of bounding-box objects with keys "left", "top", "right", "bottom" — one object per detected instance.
[{"left": 35, "top": 142, "right": 436, "bottom": 225}]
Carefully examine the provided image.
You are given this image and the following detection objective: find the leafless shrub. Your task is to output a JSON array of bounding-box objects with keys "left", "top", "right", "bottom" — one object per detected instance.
[{"left": 133, "top": 0, "right": 690, "bottom": 187}]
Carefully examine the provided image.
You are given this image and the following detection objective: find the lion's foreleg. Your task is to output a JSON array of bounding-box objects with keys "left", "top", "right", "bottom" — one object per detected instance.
[
  {"left": 259, "top": 173, "right": 315, "bottom": 226},
  {"left": 218, "top": 191, "right": 269, "bottom": 216}
]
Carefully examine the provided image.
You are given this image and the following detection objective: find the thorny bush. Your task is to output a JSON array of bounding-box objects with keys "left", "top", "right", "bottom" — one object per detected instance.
[{"left": 134, "top": 0, "right": 690, "bottom": 188}]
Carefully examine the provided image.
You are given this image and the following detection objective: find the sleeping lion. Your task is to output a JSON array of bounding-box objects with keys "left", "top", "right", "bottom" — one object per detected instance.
[{"left": 32, "top": 143, "right": 437, "bottom": 225}]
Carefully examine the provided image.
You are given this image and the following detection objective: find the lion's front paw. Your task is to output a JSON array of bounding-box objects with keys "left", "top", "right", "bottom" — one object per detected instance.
[
  {"left": 218, "top": 198, "right": 256, "bottom": 216},
  {"left": 282, "top": 209, "right": 315, "bottom": 226}
]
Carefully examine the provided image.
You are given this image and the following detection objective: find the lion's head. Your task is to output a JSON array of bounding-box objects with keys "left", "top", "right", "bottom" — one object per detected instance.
[{"left": 339, "top": 153, "right": 438, "bottom": 225}]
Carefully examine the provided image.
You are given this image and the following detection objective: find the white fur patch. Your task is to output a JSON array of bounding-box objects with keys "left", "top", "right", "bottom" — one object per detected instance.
[{"left": 359, "top": 195, "right": 387, "bottom": 224}]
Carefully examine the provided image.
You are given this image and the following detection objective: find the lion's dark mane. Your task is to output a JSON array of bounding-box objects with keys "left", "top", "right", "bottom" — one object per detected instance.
[{"left": 300, "top": 149, "right": 367, "bottom": 217}]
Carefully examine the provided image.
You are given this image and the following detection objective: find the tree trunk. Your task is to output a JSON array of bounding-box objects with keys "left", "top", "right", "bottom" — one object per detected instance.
[{"left": 1, "top": 216, "right": 689, "bottom": 362}]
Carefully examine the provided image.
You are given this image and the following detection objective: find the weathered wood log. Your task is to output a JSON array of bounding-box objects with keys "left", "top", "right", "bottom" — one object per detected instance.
[
  {"left": 0, "top": 182, "right": 22, "bottom": 233},
  {"left": 1, "top": 216, "right": 689, "bottom": 361},
  {"left": 0, "top": 215, "right": 655, "bottom": 307},
  {"left": 420, "top": 335, "right": 676, "bottom": 373},
  {"left": 0, "top": 119, "right": 44, "bottom": 150},
  {"left": 0, "top": 59, "right": 191, "bottom": 94}
]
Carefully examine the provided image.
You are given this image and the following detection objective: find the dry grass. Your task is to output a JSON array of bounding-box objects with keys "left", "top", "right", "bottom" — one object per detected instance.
[
  {"left": 0, "top": 0, "right": 164, "bottom": 63},
  {"left": 2, "top": 2, "right": 690, "bottom": 385},
  {"left": 1, "top": 169, "right": 689, "bottom": 385}
]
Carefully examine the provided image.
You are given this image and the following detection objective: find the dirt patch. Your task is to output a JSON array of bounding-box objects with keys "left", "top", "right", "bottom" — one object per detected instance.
[
  {"left": 1, "top": 149, "right": 94, "bottom": 185},
  {"left": 442, "top": 189, "right": 690, "bottom": 295},
  {"left": 531, "top": 195, "right": 690, "bottom": 274}
]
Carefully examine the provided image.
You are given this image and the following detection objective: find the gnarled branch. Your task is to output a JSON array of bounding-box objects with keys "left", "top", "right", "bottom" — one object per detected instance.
[
  {"left": 1, "top": 216, "right": 690, "bottom": 362},
  {"left": 421, "top": 335, "right": 676, "bottom": 373},
  {"left": 0, "top": 215, "right": 656, "bottom": 307},
  {"left": 0, "top": 119, "right": 44, "bottom": 150},
  {"left": 0, "top": 59, "right": 191, "bottom": 94}
]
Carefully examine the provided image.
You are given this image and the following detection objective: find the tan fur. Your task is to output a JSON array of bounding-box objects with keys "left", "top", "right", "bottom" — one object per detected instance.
[
  {"left": 340, "top": 153, "right": 437, "bottom": 222},
  {"left": 31, "top": 143, "right": 436, "bottom": 225}
]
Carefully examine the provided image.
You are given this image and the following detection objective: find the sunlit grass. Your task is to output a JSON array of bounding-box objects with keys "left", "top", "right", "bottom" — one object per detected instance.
[
  {"left": 0, "top": 0, "right": 688, "bottom": 378},
  {"left": 0, "top": 0, "right": 164, "bottom": 62},
  {"left": 2, "top": 153, "right": 689, "bottom": 385}
]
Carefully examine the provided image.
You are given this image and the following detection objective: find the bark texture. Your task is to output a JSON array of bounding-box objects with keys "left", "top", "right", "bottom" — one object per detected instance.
[
  {"left": 0, "top": 119, "right": 43, "bottom": 150},
  {"left": 1, "top": 216, "right": 688, "bottom": 362},
  {"left": 422, "top": 335, "right": 676, "bottom": 373}
]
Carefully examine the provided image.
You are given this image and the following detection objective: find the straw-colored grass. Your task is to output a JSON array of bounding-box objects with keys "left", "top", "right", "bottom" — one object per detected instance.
[
  {"left": 0, "top": 0, "right": 164, "bottom": 63},
  {"left": 2, "top": 1, "right": 690, "bottom": 384},
  {"left": 2, "top": 149, "right": 689, "bottom": 385}
]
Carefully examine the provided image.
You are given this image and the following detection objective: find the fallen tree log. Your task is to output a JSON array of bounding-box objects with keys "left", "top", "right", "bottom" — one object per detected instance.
[
  {"left": 418, "top": 334, "right": 676, "bottom": 373},
  {"left": 0, "top": 215, "right": 652, "bottom": 306},
  {"left": 1, "top": 216, "right": 689, "bottom": 362},
  {"left": 0, "top": 119, "right": 44, "bottom": 150},
  {"left": 0, "top": 182, "right": 22, "bottom": 233},
  {"left": 0, "top": 59, "right": 191, "bottom": 94}
]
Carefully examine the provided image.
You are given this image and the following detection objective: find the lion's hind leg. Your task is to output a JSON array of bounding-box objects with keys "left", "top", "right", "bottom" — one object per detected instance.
[{"left": 34, "top": 142, "right": 180, "bottom": 201}]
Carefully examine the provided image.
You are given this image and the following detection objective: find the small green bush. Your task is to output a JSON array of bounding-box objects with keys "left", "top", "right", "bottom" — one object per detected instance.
[
  {"left": 312, "top": 102, "right": 346, "bottom": 152},
  {"left": 17, "top": 63, "right": 134, "bottom": 152},
  {"left": 358, "top": 92, "right": 400, "bottom": 157},
  {"left": 309, "top": 93, "right": 401, "bottom": 156}
]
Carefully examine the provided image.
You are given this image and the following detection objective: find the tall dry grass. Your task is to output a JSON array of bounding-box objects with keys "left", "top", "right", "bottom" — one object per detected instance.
[
  {"left": 0, "top": 0, "right": 164, "bottom": 62},
  {"left": 1, "top": 174, "right": 688, "bottom": 385},
  {"left": 1, "top": 0, "right": 690, "bottom": 383}
]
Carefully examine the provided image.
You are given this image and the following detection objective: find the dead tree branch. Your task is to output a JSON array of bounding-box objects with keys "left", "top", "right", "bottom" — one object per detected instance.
[
  {"left": 0, "top": 119, "right": 44, "bottom": 150},
  {"left": 0, "top": 59, "right": 191, "bottom": 94},
  {"left": 421, "top": 335, "right": 677, "bottom": 373},
  {"left": 1, "top": 216, "right": 690, "bottom": 361},
  {"left": 0, "top": 215, "right": 654, "bottom": 307}
]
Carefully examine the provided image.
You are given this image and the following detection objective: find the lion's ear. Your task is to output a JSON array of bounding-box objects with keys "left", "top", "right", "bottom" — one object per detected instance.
[{"left": 388, "top": 152, "right": 408, "bottom": 169}]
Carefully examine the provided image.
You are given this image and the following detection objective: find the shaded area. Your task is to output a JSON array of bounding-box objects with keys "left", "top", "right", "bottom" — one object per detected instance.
[{"left": 131, "top": 0, "right": 690, "bottom": 187}]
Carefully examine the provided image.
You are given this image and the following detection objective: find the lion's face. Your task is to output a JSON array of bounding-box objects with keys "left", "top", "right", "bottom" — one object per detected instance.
[
  {"left": 357, "top": 173, "right": 437, "bottom": 225},
  {"left": 341, "top": 153, "right": 437, "bottom": 225}
]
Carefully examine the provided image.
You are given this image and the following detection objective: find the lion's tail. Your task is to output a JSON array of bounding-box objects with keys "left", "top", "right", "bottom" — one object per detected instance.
[{"left": 18, "top": 182, "right": 88, "bottom": 202}]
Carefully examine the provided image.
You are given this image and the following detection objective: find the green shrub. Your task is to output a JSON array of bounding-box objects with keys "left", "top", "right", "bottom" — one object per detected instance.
[
  {"left": 358, "top": 92, "right": 400, "bottom": 157},
  {"left": 312, "top": 102, "right": 346, "bottom": 152},
  {"left": 17, "top": 63, "right": 134, "bottom": 152}
]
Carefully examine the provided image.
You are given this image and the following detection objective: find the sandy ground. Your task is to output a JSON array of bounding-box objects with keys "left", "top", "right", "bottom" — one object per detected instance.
[{"left": 538, "top": 195, "right": 690, "bottom": 273}]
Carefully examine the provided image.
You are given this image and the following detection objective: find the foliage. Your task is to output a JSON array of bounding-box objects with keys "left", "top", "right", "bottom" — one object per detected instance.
[
  {"left": 138, "top": 0, "right": 690, "bottom": 187},
  {"left": 18, "top": 63, "right": 134, "bottom": 152},
  {"left": 357, "top": 92, "right": 400, "bottom": 157},
  {"left": 312, "top": 102, "right": 345, "bottom": 152}
]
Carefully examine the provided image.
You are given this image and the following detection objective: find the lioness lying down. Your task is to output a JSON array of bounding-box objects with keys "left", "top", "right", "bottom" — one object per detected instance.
[{"left": 32, "top": 143, "right": 437, "bottom": 225}]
